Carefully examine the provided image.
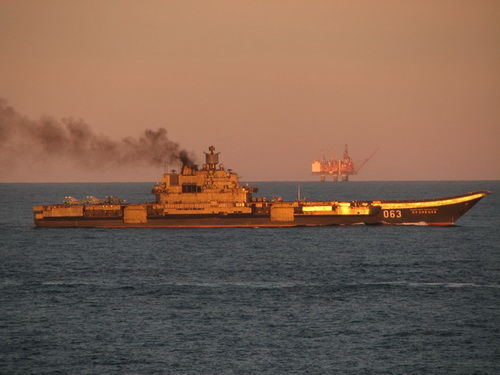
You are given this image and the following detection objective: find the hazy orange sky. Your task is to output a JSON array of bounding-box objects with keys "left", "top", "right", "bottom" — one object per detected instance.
[{"left": 1, "top": 0, "right": 499, "bottom": 182}]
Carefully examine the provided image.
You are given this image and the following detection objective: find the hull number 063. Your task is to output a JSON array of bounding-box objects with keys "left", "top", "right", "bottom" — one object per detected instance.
[{"left": 383, "top": 209, "right": 402, "bottom": 218}]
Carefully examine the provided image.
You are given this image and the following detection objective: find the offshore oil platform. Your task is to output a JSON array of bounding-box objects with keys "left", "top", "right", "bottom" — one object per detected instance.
[{"left": 312, "top": 145, "right": 377, "bottom": 181}]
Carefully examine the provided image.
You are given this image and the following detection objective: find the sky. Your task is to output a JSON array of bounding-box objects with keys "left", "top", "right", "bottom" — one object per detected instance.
[{"left": 0, "top": 0, "right": 499, "bottom": 182}]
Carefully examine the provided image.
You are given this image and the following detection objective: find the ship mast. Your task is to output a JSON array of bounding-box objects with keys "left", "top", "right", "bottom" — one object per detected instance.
[{"left": 204, "top": 145, "right": 220, "bottom": 170}]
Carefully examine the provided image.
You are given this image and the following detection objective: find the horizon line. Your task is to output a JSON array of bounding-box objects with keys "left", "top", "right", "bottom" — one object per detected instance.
[{"left": 1, "top": 178, "right": 499, "bottom": 184}]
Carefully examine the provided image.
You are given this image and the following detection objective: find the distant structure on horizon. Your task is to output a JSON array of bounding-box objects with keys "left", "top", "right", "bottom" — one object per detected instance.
[{"left": 312, "top": 145, "right": 377, "bottom": 182}]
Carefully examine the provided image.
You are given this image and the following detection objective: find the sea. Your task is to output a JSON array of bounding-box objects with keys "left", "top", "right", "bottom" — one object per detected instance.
[{"left": 0, "top": 180, "right": 499, "bottom": 375}]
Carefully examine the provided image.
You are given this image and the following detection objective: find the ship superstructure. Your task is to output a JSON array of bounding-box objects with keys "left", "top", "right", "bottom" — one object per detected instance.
[{"left": 151, "top": 145, "right": 253, "bottom": 213}]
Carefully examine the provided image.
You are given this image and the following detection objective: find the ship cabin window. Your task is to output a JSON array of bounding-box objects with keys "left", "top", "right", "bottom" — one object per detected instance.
[
  {"left": 170, "top": 174, "right": 179, "bottom": 186},
  {"left": 182, "top": 184, "right": 201, "bottom": 193}
]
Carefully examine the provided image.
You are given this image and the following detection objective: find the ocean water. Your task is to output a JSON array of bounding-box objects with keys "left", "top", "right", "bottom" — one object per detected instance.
[{"left": 1, "top": 180, "right": 499, "bottom": 375}]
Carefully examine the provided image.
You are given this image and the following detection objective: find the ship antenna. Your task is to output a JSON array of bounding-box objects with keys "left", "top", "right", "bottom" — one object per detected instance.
[{"left": 297, "top": 184, "right": 301, "bottom": 201}]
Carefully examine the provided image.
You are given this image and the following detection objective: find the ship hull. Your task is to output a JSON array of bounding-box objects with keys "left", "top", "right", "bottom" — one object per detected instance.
[
  {"left": 33, "top": 191, "right": 488, "bottom": 228},
  {"left": 34, "top": 214, "right": 373, "bottom": 228},
  {"left": 367, "top": 191, "right": 487, "bottom": 226}
]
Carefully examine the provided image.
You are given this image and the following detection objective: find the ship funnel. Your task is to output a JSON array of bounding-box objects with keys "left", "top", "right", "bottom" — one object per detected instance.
[{"left": 205, "top": 145, "right": 220, "bottom": 170}]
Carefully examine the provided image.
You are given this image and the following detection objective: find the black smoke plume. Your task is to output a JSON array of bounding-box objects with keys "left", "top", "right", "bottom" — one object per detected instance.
[
  {"left": 178, "top": 150, "right": 196, "bottom": 168},
  {"left": 0, "top": 99, "right": 195, "bottom": 172}
]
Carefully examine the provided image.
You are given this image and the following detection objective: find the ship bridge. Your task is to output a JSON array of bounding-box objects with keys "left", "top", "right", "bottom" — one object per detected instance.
[{"left": 152, "top": 146, "right": 253, "bottom": 205}]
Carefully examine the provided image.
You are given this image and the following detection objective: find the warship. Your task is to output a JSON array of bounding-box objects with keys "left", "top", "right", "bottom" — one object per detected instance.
[{"left": 33, "top": 146, "right": 489, "bottom": 228}]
